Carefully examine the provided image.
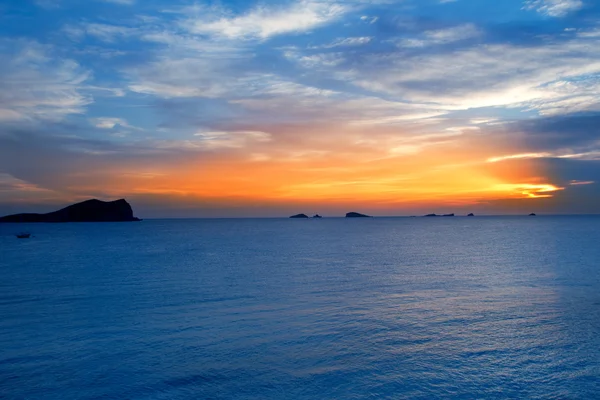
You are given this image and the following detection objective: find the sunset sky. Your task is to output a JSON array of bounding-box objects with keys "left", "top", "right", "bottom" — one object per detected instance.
[{"left": 1, "top": 0, "right": 600, "bottom": 217}]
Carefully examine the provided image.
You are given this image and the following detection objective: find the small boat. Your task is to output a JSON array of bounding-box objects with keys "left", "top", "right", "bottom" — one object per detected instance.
[{"left": 16, "top": 233, "right": 31, "bottom": 239}]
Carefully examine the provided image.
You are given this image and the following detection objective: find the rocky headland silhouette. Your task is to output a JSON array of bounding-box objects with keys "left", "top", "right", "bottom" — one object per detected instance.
[{"left": 0, "top": 199, "right": 140, "bottom": 223}]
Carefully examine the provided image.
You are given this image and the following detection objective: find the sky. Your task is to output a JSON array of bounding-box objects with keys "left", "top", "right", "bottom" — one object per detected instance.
[{"left": 1, "top": 0, "right": 600, "bottom": 217}]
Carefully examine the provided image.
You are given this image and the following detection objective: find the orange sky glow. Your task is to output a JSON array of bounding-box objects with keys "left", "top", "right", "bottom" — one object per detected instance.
[{"left": 2, "top": 124, "right": 564, "bottom": 217}]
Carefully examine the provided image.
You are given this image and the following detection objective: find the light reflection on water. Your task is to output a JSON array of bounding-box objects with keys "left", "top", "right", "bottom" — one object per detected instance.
[{"left": 1, "top": 216, "right": 599, "bottom": 399}]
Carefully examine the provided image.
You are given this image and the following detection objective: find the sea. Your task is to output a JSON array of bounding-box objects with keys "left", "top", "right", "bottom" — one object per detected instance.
[{"left": 1, "top": 216, "right": 599, "bottom": 399}]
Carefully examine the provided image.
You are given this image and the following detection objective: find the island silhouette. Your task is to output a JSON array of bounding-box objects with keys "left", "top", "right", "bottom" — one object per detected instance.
[
  {"left": 289, "top": 212, "right": 372, "bottom": 218},
  {"left": 289, "top": 214, "right": 309, "bottom": 219},
  {"left": 346, "top": 212, "right": 372, "bottom": 218},
  {"left": 0, "top": 199, "right": 140, "bottom": 223}
]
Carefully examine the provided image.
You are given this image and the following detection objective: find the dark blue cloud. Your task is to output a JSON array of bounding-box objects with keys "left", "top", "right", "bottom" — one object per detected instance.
[{"left": 517, "top": 112, "right": 600, "bottom": 151}]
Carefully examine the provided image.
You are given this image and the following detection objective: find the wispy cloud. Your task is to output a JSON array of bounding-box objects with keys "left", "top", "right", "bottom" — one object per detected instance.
[
  {"left": 91, "top": 117, "right": 142, "bottom": 131},
  {"left": 397, "top": 24, "right": 481, "bottom": 48},
  {"left": 487, "top": 153, "right": 553, "bottom": 163},
  {"left": 289, "top": 33, "right": 600, "bottom": 116},
  {"left": 524, "top": 0, "right": 584, "bottom": 17},
  {"left": 312, "top": 36, "right": 372, "bottom": 49},
  {"left": 183, "top": 1, "right": 349, "bottom": 40},
  {"left": 191, "top": 130, "right": 271, "bottom": 150},
  {"left": 0, "top": 40, "right": 91, "bottom": 122},
  {"left": 64, "top": 23, "right": 134, "bottom": 42}
]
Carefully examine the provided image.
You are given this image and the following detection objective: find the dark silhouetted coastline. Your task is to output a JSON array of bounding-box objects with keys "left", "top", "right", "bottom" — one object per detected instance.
[{"left": 0, "top": 199, "right": 140, "bottom": 223}]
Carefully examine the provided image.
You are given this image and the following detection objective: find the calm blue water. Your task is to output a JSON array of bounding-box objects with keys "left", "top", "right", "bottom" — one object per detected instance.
[{"left": 1, "top": 216, "right": 600, "bottom": 399}]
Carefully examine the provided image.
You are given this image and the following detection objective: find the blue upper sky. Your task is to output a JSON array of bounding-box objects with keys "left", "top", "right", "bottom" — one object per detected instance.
[{"left": 1, "top": 0, "right": 600, "bottom": 217}]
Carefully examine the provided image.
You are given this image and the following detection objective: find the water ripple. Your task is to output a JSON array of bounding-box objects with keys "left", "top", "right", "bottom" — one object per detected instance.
[{"left": 1, "top": 217, "right": 599, "bottom": 399}]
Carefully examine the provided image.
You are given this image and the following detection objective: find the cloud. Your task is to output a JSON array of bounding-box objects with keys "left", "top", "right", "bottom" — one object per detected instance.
[
  {"left": 524, "top": 0, "right": 584, "bottom": 17},
  {"left": 397, "top": 24, "right": 481, "bottom": 48},
  {"left": 128, "top": 56, "right": 250, "bottom": 99},
  {"left": 183, "top": 0, "right": 349, "bottom": 40},
  {"left": 515, "top": 112, "right": 600, "bottom": 150},
  {"left": 0, "top": 40, "right": 91, "bottom": 122},
  {"left": 126, "top": 31, "right": 445, "bottom": 127},
  {"left": 487, "top": 153, "right": 554, "bottom": 163},
  {"left": 0, "top": 173, "right": 66, "bottom": 214},
  {"left": 0, "top": 173, "right": 55, "bottom": 195},
  {"left": 492, "top": 183, "right": 563, "bottom": 198},
  {"left": 91, "top": 117, "right": 142, "bottom": 131},
  {"left": 126, "top": 27, "right": 257, "bottom": 99},
  {"left": 283, "top": 28, "right": 600, "bottom": 116},
  {"left": 64, "top": 23, "right": 134, "bottom": 42},
  {"left": 190, "top": 130, "right": 271, "bottom": 150},
  {"left": 312, "top": 36, "right": 373, "bottom": 48},
  {"left": 360, "top": 15, "right": 379, "bottom": 24}
]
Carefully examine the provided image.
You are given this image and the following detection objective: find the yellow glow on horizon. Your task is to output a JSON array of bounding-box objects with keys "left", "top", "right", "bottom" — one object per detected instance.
[
  {"left": 84, "top": 144, "right": 563, "bottom": 209},
  {"left": 491, "top": 183, "right": 564, "bottom": 199}
]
